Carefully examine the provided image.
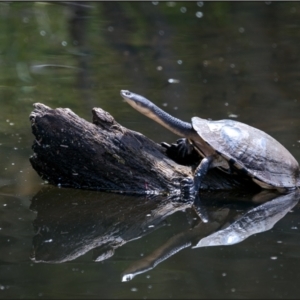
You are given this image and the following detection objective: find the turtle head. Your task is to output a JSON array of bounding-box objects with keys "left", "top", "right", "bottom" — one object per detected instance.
[
  {"left": 120, "top": 89, "right": 194, "bottom": 138},
  {"left": 120, "top": 90, "right": 154, "bottom": 117}
]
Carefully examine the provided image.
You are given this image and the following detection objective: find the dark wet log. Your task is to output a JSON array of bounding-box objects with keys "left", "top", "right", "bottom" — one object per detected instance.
[{"left": 29, "top": 103, "right": 256, "bottom": 194}]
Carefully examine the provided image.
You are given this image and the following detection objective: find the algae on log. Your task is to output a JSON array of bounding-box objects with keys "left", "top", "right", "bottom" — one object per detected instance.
[{"left": 29, "top": 103, "right": 254, "bottom": 194}]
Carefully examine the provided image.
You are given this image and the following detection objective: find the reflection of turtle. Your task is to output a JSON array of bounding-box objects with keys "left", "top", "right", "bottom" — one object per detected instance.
[{"left": 120, "top": 90, "right": 300, "bottom": 194}]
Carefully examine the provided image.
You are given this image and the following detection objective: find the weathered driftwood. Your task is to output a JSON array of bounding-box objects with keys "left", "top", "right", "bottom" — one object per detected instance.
[{"left": 29, "top": 103, "right": 256, "bottom": 194}]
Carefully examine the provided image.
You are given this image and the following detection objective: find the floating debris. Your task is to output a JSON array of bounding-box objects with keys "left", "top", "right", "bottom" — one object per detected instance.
[
  {"left": 196, "top": 11, "right": 203, "bottom": 18},
  {"left": 168, "top": 78, "right": 180, "bottom": 84},
  {"left": 228, "top": 114, "right": 238, "bottom": 118}
]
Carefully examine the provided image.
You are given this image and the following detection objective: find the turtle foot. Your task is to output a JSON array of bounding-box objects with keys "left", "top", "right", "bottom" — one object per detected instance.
[
  {"left": 180, "top": 177, "right": 196, "bottom": 198},
  {"left": 161, "top": 138, "right": 200, "bottom": 166},
  {"left": 176, "top": 138, "right": 194, "bottom": 157},
  {"left": 180, "top": 178, "right": 209, "bottom": 223}
]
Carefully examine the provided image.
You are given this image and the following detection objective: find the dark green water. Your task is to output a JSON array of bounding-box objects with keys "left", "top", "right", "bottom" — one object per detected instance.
[{"left": 1, "top": 2, "right": 300, "bottom": 298}]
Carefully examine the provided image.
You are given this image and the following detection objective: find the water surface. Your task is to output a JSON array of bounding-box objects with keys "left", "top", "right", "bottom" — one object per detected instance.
[{"left": 1, "top": 2, "right": 300, "bottom": 299}]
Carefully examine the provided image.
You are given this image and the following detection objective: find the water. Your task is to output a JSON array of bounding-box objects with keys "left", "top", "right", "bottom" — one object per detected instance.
[{"left": 1, "top": 2, "right": 300, "bottom": 298}]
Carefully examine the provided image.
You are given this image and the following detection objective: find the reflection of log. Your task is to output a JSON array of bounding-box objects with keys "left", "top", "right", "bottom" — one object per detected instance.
[
  {"left": 30, "top": 186, "right": 299, "bottom": 281},
  {"left": 29, "top": 187, "right": 258, "bottom": 264},
  {"left": 29, "top": 103, "right": 256, "bottom": 193},
  {"left": 29, "top": 187, "right": 191, "bottom": 263}
]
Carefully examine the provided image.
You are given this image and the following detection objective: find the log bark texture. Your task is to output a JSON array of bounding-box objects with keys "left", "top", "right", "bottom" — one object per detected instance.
[{"left": 29, "top": 103, "right": 255, "bottom": 194}]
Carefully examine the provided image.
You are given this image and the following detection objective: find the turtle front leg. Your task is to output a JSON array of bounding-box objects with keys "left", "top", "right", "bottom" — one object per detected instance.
[
  {"left": 161, "top": 138, "right": 200, "bottom": 166},
  {"left": 180, "top": 156, "right": 216, "bottom": 220},
  {"left": 193, "top": 155, "right": 214, "bottom": 192},
  {"left": 175, "top": 138, "right": 195, "bottom": 157},
  {"left": 180, "top": 155, "right": 214, "bottom": 197},
  {"left": 192, "top": 156, "right": 214, "bottom": 221}
]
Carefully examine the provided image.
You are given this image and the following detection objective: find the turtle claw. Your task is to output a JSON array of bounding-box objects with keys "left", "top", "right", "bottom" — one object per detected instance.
[
  {"left": 180, "top": 177, "right": 196, "bottom": 198},
  {"left": 176, "top": 138, "right": 194, "bottom": 157},
  {"left": 161, "top": 142, "right": 171, "bottom": 149}
]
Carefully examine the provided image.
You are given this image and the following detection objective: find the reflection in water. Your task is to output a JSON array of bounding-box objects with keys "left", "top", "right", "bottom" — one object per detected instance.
[
  {"left": 29, "top": 187, "right": 299, "bottom": 282},
  {"left": 194, "top": 190, "right": 300, "bottom": 247},
  {"left": 122, "top": 191, "right": 299, "bottom": 281},
  {"left": 1, "top": 1, "right": 300, "bottom": 298},
  {"left": 29, "top": 187, "right": 190, "bottom": 263}
]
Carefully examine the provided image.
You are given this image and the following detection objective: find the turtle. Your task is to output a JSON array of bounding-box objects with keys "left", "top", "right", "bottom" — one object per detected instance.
[{"left": 120, "top": 90, "right": 300, "bottom": 195}]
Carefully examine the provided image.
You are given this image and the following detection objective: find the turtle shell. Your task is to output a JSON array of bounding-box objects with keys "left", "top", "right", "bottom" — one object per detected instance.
[{"left": 191, "top": 117, "right": 300, "bottom": 189}]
